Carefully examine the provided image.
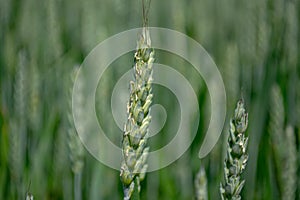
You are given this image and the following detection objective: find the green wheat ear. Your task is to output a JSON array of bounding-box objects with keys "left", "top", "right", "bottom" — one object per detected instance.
[
  {"left": 195, "top": 166, "right": 208, "bottom": 200},
  {"left": 120, "top": 27, "right": 154, "bottom": 200},
  {"left": 120, "top": 1, "right": 153, "bottom": 199},
  {"left": 220, "top": 99, "right": 249, "bottom": 200}
]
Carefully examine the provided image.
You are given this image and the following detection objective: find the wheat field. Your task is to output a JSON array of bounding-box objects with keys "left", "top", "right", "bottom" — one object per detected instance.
[{"left": 0, "top": 0, "right": 299, "bottom": 199}]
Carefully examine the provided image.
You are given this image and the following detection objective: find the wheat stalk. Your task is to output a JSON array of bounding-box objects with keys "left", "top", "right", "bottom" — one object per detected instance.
[
  {"left": 269, "top": 84, "right": 285, "bottom": 192},
  {"left": 269, "top": 85, "right": 284, "bottom": 151},
  {"left": 282, "top": 126, "right": 297, "bottom": 200},
  {"left": 268, "top": 84, "right": 297, "bottom": 199},
  {"left": 284, "top": 1, "right": 298, "bottom": 68},
  {"left": 46, "top": 0, "right": 62, "bottom": 61},
  {"left": 223, "top": 43, "right": 239, "bottom": 109},
  {"left": 68, "top": 67, "right": 84, "bottom": 200},
  {"left": 195, "top": 166, "right": 208, "bottom": 200},
  {"left": 9, "top": 50, "right": 28, "bottom": 199},
  {"left": 220, "top": 99, "right": 249, "bottom": 200},
  {"left": 28, "top": 58, "right": 40, "bottom": 132}
]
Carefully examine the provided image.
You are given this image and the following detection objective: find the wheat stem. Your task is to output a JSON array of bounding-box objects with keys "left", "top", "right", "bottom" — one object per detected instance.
[
  {"left": 10, "top": 50, "right": 28, "bottom": 200},
  {"left": 74, "top": 171, "right": 82, "bottom": 200},
  {"left": 68, "top": 67, "right": 84, "bottom": 200}
]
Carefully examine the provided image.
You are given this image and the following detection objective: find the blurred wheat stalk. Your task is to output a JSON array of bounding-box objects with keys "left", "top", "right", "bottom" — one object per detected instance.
[
  {"left": 269, "top": 85, "right": 297, "bottom": 200},
  {"left": 9, "top": 50, "right": 29, "bottom": 199},
  {"left": 282, "top": 126, "right": 297, "bottom": 200},
  {"left": 68, "top": 67, "right": 85, "bottom": 200}
]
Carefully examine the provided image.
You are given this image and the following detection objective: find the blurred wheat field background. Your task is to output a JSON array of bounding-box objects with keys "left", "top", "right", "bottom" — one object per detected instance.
[{"left": 0, "top": 0, "right": 300, "bottom": 199}]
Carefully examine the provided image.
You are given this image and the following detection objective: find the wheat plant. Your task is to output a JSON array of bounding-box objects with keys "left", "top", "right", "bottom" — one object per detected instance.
[
  {"left": 120, "top": 25, "right": 154, "bottom": 199},
  {"left": 220, "top": 99, "right": 249, "bottom": 200},
  {"left": 269, "top": 84, "right": 297, "bottom": 199},
  {"left": 120, "top": 1, "right": 154, "bottom": 198},
  {"left": 68, "top": 67, "right": 85, "bottom": 200}
]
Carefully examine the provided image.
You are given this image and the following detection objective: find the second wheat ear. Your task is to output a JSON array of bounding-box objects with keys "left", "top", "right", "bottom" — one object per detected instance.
[{"left": 220, "top": 99, "right": 249, "bottom": 200}]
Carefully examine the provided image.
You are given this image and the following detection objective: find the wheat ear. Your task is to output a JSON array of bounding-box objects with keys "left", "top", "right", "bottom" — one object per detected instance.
[
  {"left": 120, "top": 26, "right": 154, "bottom": 200},
  {"left": 220, "top": 99, "right": 249, "bottom": 200}
]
